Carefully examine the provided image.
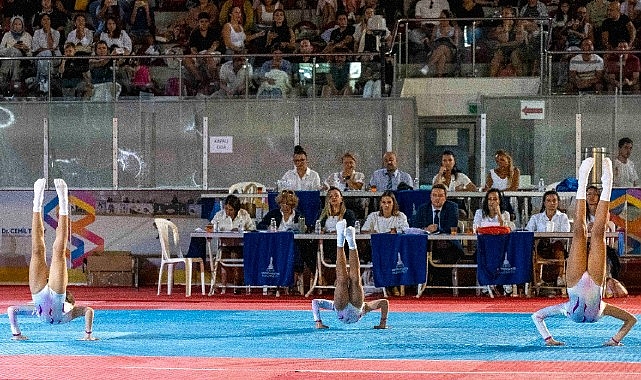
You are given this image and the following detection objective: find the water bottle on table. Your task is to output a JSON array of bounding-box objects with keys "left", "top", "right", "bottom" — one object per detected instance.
[
  {"left": 314, "top": 220, "right": 322, "bottom": 234},
  {"left": 269, "top": 218, "right": 277, "bottom": 232}
]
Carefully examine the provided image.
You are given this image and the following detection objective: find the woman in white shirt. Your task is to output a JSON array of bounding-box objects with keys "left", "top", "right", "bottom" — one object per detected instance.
[
  {"left": 526, "top": 190, "right": 570, "bottom": 287},
  {"left": 210, "top": 194, "right": 255, "bottom": 288},
  {"left": 361, "top": 191, "right": 409, "bottom": 233},
  {"left": 100, "top": 16, "right": 132, "bottom": 55},
  {"left": 32, "top": 14, "right": 61, "bottom": 93},
  {"left": 0, "top": 16, "right": 32, "bottom": 83},
  {"left": 432, "top": 150, "right": 477, "bottom": 191},
  {"left": 473, "top": 188, "right": 516, "bottom": 295},
  {"left": 66, "top": 14, "right": 95, "bottom": 54},
  {"left": 473, "top": 188, "right": 514, "bottom": 230}
]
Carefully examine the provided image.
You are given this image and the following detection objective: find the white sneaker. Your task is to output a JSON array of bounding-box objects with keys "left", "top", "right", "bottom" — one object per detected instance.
[
  {"left": 503, "top": 284, "right": 513, "bottom": 295},
  {"left": 556, "top": 276, "right": 566, "bottom": 287},
  {"left": 420, "top": 65, "right": 430, "bottom": 75}
]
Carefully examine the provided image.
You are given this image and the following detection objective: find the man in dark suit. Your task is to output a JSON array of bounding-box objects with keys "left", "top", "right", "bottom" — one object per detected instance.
[{"left": 412, "top": 183, "right": 463, "bottom": 285}]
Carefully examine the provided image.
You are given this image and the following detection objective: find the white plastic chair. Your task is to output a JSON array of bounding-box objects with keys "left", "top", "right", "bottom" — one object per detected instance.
[
  {"left": 228, "top": 181, "right": 266, "bottom": 194},
  {"left": 155, "top": 218, "right": 205, "bottom": 297}
]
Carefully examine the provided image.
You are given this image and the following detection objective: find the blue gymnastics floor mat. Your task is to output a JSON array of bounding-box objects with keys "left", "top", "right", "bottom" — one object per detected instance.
[{"left": 2, "top": 310, "right": 640, "bottom": 362}]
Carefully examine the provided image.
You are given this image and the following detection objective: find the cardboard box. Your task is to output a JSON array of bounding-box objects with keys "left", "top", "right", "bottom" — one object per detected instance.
[
  {"left": 87, "top": 251, "right": 133, "bottom": 287},
  {"left": 87, "top": 251, "right": 133, "bottom": 272},
  {"left": 87, "top": 271, "right": 132, "bottom": 287}
]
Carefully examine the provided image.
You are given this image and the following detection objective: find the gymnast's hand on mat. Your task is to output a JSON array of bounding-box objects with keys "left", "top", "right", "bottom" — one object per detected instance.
[
  {"left": 374, "top": 317, "right": 388, "bottom": 329},
  {"left": 545, "top": 337, "right": 564, "bottom": 346},
  {"left": 11, "top": 334, "right": 28, "bottom": 341},
  {"left": 603, "top": 338, "right": 623, "bottom": 346},
  {"left": 82, "top": 332, "right": 99, "bottom": 341},
  {"left": 315, "top": 321, "right": 329, "bottom": 329}
]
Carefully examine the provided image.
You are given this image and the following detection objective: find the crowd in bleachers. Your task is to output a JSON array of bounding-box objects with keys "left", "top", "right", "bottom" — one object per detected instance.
[{"left": 1, "top": 0, "right": 640, "bottom": 98}]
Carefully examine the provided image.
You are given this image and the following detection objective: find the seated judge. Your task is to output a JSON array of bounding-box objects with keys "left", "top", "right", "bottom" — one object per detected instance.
[{"left": 412, "top": 184, "right": 463, "bottom": 284}]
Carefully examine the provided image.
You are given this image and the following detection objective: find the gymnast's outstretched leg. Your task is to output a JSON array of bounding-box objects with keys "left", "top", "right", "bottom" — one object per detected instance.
[
  {"left": 345, "top": 225, "right": 364, "bottom": 309},
  {"left": 48, "top": 178, "right": 70, "bottom": 294},
  {"left": 333, "top": 219, "right": 349, "bottom": 311},
  {"left": 598, "top": 158, "right": 637, "bottom": 346},
  {"left": 29, "top": 178, "right": 48, "bottom": 295}
]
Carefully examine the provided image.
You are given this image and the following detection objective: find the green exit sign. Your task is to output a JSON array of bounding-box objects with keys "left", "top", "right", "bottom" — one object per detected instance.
[{"left": 468, "top": 103, "right": 478, "bottom": 114}]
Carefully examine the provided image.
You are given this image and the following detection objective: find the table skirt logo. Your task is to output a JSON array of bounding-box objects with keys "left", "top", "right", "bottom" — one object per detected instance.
[
  {"left": 498, "top": 252, "right": 516, "bottom": 275},
  {"left": 261, "top": 257, "right": 280, "bottom": 279},
  {"left": 391, "top": 252, "right": 408, "bottom": 275}
]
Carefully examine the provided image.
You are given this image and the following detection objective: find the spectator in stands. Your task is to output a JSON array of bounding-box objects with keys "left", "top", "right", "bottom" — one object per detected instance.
[
  {"left": 58, "top": 42, "right": 90, "bottom": 97},
  {"left": 324, "top": 152, "right": 365, "bottom": 191},
  {"left": 95, "top": 0, "right": 125, "bottom": 34},
  {"left": 605, "top": 40, "right": 640, "bottom": 93},
  {"left": 88, "top": 40, "right": 114, "bottom": 85},
  {"left": 413, "top": 183, "right": 464, "bottom": 286},
  {"left": 408, "top": 0, "right": 450, "bottom": 56},
  {"left": 0, "top": 16, "right": 32, "bottom": 91},
  {"left": 184, "top": 12, "right": 222, "bottom": 94},
  {"left": 264, "top": 9, "right": 296, "bottom": 52},
  {"left": 519, "top": 0, "right": 547, "bottom": 19},
  {"left": 292, "top": 38, "right": 316, "bottom": 97},
  {"left": 419, "top": 9, "right": 460, "bottom": 77},
  {"left": 321, "top": 48, "right": 353, "bottom": 96},
  {"left": 316, "top": 0, "right": 338, "bottom": 28},
  {"left": 222, "top": 5, "right": 265, "bottom": 54},
  {"left": 219, "top": 0, "right": 254, "bottom": 31},
  {"left": 587, "top": 0, "right": 610, "bottom": 49},
  {"left": 2, "top": 1, "right": 38, "bottom": 31},
  {"left": 32, "top": 13, "right": 62, "bottom": 94},
  {"left": 66, "top": 13, "right": 95, "bottom": 54},
  {"left": 353, "top": 6, "right": 391, "bottom": 60},
  {"left": 187, "top": 0, "right": 220, "bottom": 30},
  {"left": 614, "top": 137, "right": 639, "bottom": 187},
  {"left": 322, "top": 12, "right": 354, "bottom": 53},
  {"left": 601, "top": 1, "right": 636, "bottom": 53},
  {"left": 432, "top": 150, "right": 477, "bottom": 191},
  {"left": 565, "top": 7, "right": 593, "bottom": 51},
  {"left": 526, "top": 190, "right": 571, "bottom": 288},
  {"left": 620, "top": 0, "right": 641, "bottom": 30},
  {"left": 33, "top": 0, "right": 70, "bottom": 33},
  {"left": 567, "top": 38, "right": 604, "bottom": 93},
  {"left": 255, "top": 0, "right": 283, "bottom": 30},
  {"left": 489, "top": 6, "right": 527, "bottom": 77},
  {"left": 215, "top": 54, "right": 252, "bottom": 97},
  {"left": 453, "top": 0, "right": 486, "bottom": 45},
  {"left": 280, "top": 145, "right": 322, "bottom": 191},
  {"left": 551, "top": 1, "right": 572, "bottom": 52},
  {"left": 256, "top": 47, "right": 293, "bottom": 97},
  {"left": 100, "top": 16, "right": 132, "bottom": 54},
  {"left": 369, "top": 151, "right": 413, "bottom": 191},
  {"left": 127, "top": 0, "right": 156, "bottom": 46}
]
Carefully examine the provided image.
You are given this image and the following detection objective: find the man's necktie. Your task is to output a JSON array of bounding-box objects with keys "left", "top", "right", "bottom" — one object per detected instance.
[
  {"left": 386, "top": 172, "right": 393, "bottom": 190},
  {"left": 434, "top": 209, "right": 440, "bottom": 228}
]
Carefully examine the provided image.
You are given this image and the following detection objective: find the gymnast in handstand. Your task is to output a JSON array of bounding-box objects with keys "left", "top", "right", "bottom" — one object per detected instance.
[
  {"left": 312, "top": 219, "right": 389, "bottom": 329},
  {"left": 7, "top": 178, "right": 97, "bottom": 341},
  {"left": 532, "top": 157, "right": 636, "bottom": 346}
]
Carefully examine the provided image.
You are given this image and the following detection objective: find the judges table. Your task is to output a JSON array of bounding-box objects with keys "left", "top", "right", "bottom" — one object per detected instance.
[{"left": 191, "top": 231, "right": 620, "bottom": 297}]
